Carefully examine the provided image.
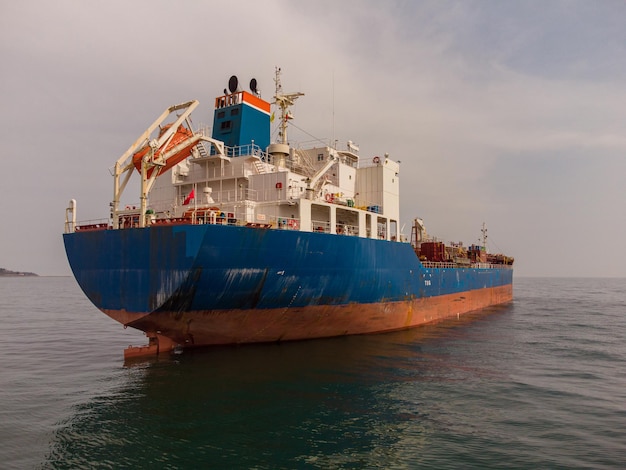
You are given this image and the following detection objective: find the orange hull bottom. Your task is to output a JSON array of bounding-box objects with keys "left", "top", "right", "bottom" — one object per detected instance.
[{"left": 114, "top": 284, "right": 513, "bottom": 359}]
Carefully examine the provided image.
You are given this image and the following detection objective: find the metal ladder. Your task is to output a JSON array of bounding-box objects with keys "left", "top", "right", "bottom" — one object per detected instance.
[
  {"left": 196, "top": 141, "right": 210, "bottom": 158},
  {"left": 253, "top": 160, "right": 267, "bottom": 174}
]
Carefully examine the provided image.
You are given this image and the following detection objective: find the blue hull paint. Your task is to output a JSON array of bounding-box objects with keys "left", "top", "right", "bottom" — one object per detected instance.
[{"left": 63, "top": 224, "right": 513, "bottom": 318}]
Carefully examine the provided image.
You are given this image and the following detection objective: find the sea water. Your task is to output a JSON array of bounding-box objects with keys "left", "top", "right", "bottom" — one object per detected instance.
[{"left": 0, "top": 277, "right": 624, "bottom": 469}]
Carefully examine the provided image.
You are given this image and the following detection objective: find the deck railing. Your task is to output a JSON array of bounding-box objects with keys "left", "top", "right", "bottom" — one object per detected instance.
[
  {"left": 72, "top": 218, "right": 110, "bottom": 232},
  {"left": 421, "top": 261, "right": 514, "bottom": 270}
]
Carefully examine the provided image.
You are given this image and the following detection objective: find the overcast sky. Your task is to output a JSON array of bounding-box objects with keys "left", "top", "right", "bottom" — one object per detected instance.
[{"left": 1, "top": 0, "right": 625, "bottom": 277}]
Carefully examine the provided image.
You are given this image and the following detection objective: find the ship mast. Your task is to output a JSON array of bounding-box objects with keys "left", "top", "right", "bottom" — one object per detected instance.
[
  {"left": 273, "top": 67, "right": 304, "bottom": 145},
  {"left": 268, "top": 67, "right": 304, "bottom": 169},
  {"left": 481, "top": 222, "right": 488, "bottom": 252}
]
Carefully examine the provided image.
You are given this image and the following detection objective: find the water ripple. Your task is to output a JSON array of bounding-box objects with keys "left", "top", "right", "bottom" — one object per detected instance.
[{"left": 0, "top": 277, "right": 625, "bottom": 469}]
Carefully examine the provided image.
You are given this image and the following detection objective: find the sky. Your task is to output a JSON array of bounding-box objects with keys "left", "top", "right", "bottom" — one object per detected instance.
[{"left": 1, "top": 0, "right": 625, "bottom": 277}]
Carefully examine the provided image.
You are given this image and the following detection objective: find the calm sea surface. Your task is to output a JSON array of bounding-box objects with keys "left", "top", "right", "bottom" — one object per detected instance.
[{"left": 1, "top": 276, "right": 624, "bottom": 469}]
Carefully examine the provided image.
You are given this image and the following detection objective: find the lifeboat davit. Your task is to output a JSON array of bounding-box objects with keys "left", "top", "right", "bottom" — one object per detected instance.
[{"left": 132, "top": 124, "right": 197, "bottom": 178}]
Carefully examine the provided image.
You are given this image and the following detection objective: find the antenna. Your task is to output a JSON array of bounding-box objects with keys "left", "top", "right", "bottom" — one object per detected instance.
[
  {"left": 332, "top": 69, "right": 335, "bottom": 148},
  {"left": 481, "top": 222, "right": 488, "bottom": 251}
]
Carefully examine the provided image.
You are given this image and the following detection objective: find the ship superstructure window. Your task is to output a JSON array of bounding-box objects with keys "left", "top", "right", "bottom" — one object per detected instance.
[
  {"left": 217, "top": 111, "right": 226, "bottom": 119},
  {"left": 231, "top": 109, "right": 239, "bottom": 116},
  {"left": 317, "top": 153, "right": 324, "bottom": 161},
  {"left": 221, "top": 121, "right": 232, "bottom": 130}
]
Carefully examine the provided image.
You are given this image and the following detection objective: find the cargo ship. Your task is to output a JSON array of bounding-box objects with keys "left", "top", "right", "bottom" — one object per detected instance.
[{"left": 63, "top": 69, "right": 513, "bottom": 358}]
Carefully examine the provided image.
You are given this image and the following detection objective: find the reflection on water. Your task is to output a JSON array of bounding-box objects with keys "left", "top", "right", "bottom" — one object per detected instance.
[
  {"left": 33, "top": 278, "right": 626, "bottom": 470},
  {"left": 42, "top": 307, "right": 516, "bottom": 469},
  {"left": 3, "top": 277, "right": 623, "bottom": 469}
]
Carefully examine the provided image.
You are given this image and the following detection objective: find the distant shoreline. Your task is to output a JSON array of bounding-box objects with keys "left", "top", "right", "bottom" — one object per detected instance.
[{"left": 0, "top": 268, "right": 38, "bottom": 277}]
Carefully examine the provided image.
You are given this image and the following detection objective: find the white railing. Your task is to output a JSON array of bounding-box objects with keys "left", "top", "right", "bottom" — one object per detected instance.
[
  {"left": 336, "top": 223, "right": 359, "bottom": 236},
  {"left": 73, "top": 218, "right": 110, "bottom": 232},
  {"left": 311, "top": 219, "right": 330, "bottom": 233},
  {"left": 310, "top": 220, "right": 360, "bottom": 236},
  {"left": 225, "top": 143, "right": 267, "bottom": 159}
]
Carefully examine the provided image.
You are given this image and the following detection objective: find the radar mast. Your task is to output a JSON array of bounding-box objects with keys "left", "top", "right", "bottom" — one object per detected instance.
[
  {"left": 273, "top": 67, "right": 304, "bottom": 145},
  {"left": 481, "top": 222, "right": 488, "bottom": 252}
]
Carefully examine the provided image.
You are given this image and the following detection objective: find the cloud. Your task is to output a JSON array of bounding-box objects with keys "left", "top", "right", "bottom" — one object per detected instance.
[{"left": 0, "top": 0, "right": 625, "bottom": 276}]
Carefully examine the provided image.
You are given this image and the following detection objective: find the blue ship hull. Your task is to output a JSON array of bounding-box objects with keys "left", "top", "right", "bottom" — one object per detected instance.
[{"left": 63, "top": 224, "right": 513, "bottom": 352}]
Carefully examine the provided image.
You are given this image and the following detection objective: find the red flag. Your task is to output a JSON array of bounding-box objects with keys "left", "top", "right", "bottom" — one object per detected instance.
[{"left": 183, "top": 189, "right": 195, "bottom": 205}]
